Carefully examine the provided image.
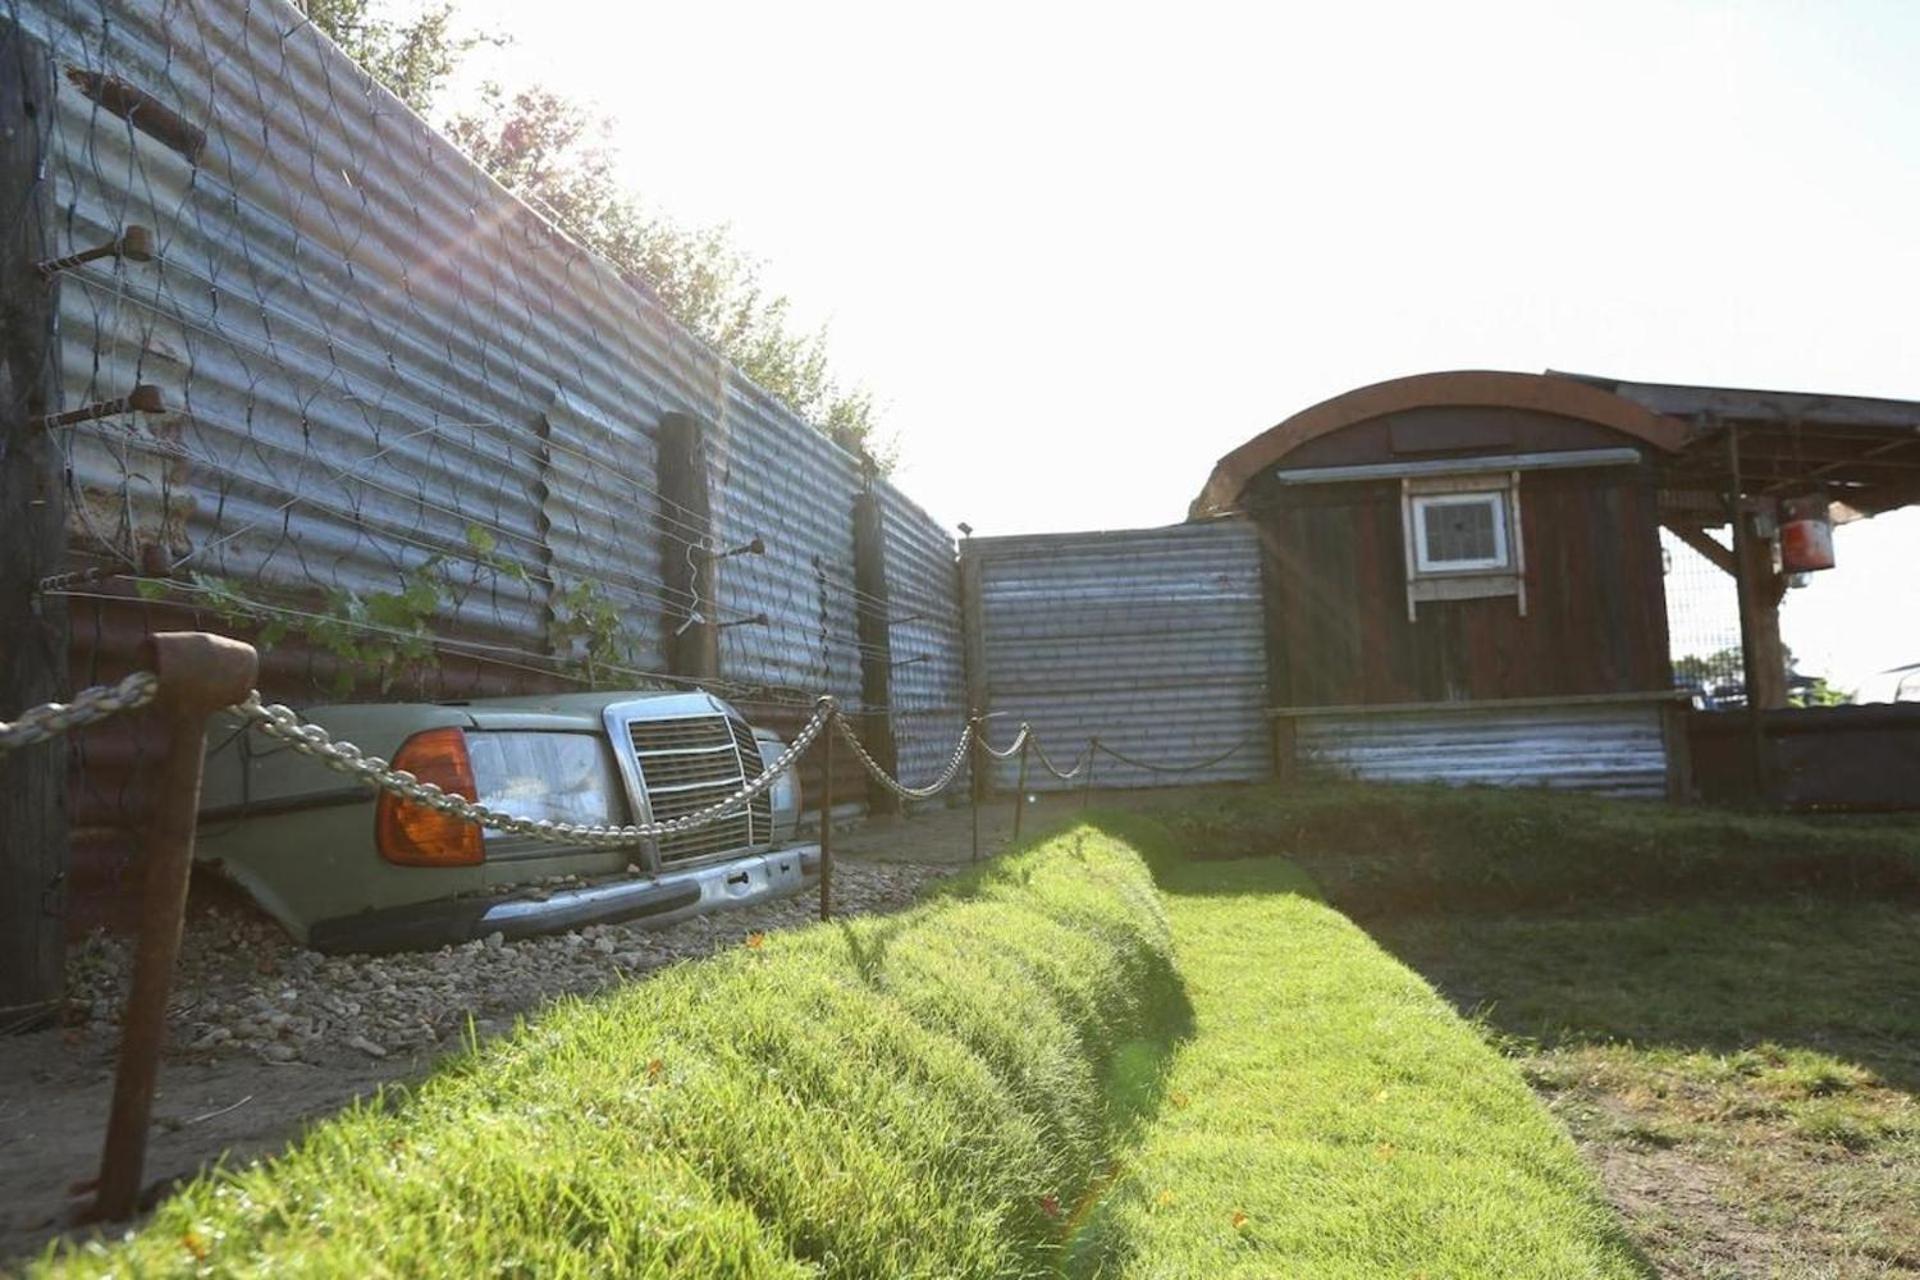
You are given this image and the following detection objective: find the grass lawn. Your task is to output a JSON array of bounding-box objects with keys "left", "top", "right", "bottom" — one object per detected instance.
[
  {"left": 36, "top": 826, "right": 1179, "bottom": 1278},
  {"left": 1376, "top": 901, "right": 1920, "bottom": 1278},
  {"left": 1072, "top": 819, "right": 1645, "bottom": 1278},
  {"left": 1160, "top": 782, "right": 1920, "bottom": 1279}
]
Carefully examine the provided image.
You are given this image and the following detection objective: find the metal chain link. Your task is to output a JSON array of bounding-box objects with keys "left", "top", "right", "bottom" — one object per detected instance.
[
  {"left": 1091, "top": 732, "right": 1260, "bottom": 775},
  {"left": 834, "top": 711, "right": 974, "bottom": 800},
  {"left": 3, "top": 667, "right": 1256, "bottom": 845},
  {"left": 0, "top": 671, "right": 160, "bottom": 754},
  {"left": 1032, "top": 738, "right": 1092, "bottom": 782},
  {"left": 976, "top": 723, "right": 1030, "bottom": 761},
  {"left": 230, "top": 692, "right": 836, "bottom": 847}
]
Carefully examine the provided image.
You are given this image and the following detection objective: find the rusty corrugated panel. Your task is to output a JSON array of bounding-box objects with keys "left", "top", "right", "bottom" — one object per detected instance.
[
  {"left": 971, "top": 519, "right": 1272, "bottom": 790},
  {"left": 1293, "top": 703, "right": 1670, "bottom": 798}
]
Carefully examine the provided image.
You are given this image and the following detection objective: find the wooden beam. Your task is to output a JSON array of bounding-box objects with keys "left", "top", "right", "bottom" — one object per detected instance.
[
  {"left": 1663, "top": 521, "right": 1736, "bottom": 577},
  {"left": 1, "top": 22, "right": 69, "bottom": 1029},
  {"left": 1732, "top": 501, "right": 1789, "bottom": 710},
  {"left": 655, "top": 413, "right": 718, "bottom": 683}
]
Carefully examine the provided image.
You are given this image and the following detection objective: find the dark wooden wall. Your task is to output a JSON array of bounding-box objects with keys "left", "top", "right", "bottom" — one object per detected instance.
[{"left": 1253, "top": 465, "right": 1671, "bottom": 707}]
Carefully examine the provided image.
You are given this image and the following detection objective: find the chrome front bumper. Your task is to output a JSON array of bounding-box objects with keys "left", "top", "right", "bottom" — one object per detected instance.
[{"left": 307, "top": 845, "right": 821, "bottom": 955}]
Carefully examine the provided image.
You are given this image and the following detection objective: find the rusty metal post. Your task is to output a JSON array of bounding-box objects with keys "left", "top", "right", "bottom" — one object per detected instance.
[
  {"left": 92, "top": 632, "right": 257, "bottom": 1222},
  {"left": 818, "top": 709, "right": 835, "bottom": 923},
  {"left": 1011, "top": 735, "right": 1030, "bottom": 842}
]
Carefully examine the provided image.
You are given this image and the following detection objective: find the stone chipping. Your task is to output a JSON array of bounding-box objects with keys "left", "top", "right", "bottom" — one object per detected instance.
[{"left": 61, "top": 861, "right": 953, "bottom": 1067}]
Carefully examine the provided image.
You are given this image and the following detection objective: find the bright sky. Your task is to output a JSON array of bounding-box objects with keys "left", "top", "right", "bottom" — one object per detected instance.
[{"left": 441, "top": 0, "right": 1919, "bottom": 694}]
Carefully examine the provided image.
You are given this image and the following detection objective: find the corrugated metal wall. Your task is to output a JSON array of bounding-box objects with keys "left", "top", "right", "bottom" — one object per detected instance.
[
  {"left": 970, "top": 520, "right": 1272, "bottom": 790},
  {"left": 9, "top": 0, "right": 968, "bottom": 913},
  {"left": 1292, "top": 703, "right": 1671, "bottom": 798},
  {"left": 874, "top": 477, "right": 969, "bottom": 786}
]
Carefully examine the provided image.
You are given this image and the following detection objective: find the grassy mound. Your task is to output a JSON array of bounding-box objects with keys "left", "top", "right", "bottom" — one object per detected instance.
[
  {"left": 40, "top": 828, "right": 1176, "bottom": 1278},
  {"left": 1165, "top": 781, "right": 1920, "bottom": 915},
  {"left": 1073, "top": 818, "right": 1646, "bottom": 1278}
]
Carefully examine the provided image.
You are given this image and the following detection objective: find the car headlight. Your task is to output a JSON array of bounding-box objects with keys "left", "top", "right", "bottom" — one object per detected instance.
[{"left": 464, "top": 732, "right": 628, "bottom": 836}]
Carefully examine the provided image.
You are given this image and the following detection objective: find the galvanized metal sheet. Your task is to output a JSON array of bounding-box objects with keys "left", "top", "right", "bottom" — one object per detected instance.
[
  {"left": 1293, "top": 704, "right": 1670, "bottom": 798},
  {"left": 14, "top": 0, "right": 971, "bottom": 834},
  {"left": 973, "top": 519, "right": 1272, "bottom": 790},
  {"left": 874, "top": 479, "right": 969, "bottom": 786}
]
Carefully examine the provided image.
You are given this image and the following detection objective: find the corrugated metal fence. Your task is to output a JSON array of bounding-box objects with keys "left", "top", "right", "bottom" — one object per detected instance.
[
  {"left": 967, "top": 520, "right": 1273, "bottom": 789},
  {"left": 7, "top": 0, "right": 968, "bottom": 918}
]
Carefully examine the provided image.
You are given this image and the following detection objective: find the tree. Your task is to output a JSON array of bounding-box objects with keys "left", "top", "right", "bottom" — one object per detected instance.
[
  {"left": 296, "top": 0, "right": 484, "bottom": 115},
  {"left": 299, "top": 5, "right": 886, "bottom": 464}
]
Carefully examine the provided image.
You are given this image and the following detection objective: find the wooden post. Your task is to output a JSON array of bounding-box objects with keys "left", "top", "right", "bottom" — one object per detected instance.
[
  {"left": 656, "top": 412, "right": 718, "bottom": 684},
  {"left": 850, "top": 472, "right": 899, "bottom": 814},
  {"left": 1, "top": 23, "right": 69, "bottom": 1031},
  {"left": 93, "top": 633, "right": 258, "bottom": 1221},
  {"left": 1732, "top": 499, "right": 1789, "bottom": 711}
]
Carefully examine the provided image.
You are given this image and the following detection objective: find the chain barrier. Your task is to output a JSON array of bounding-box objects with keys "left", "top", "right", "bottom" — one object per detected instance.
[
  {"left": 976, "top": 723, "right": 1031, "bottom": 761},
  {"left": 1090, "top": 732, "right": 1261, "bottom": 776},
  {"left": 0, "top": 671, "right": 161, "bottom": 754},
  {"left": 230, "top": 693, "right": 835, "bottom": 848},
  {"left": 1032, "top": 738, "right": 1093, "bottom": 782},
  {"left": 834, "top": 711, "right": 975, "bottom": 801},
  {"left": 2, "top": 670, "right": 1253, "bottom": 843}
]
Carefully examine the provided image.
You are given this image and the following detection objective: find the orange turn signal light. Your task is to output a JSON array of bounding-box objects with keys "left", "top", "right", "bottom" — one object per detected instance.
[{"left": 375, "top": 727, "right": 483, "bottom": 867}]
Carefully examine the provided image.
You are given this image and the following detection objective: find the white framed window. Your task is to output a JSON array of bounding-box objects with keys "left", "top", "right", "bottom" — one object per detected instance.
[
  {"left": 1399, "top": 471, "right": 1526, "bottom": 620},
  {"left": 1411, "top": 491, "right": 1510, "bottom": 574}
]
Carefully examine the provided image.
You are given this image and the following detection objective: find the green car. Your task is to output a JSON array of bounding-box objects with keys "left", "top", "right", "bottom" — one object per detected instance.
[{"left": 195, "top": 690, "right": 814, "bottom": 954}]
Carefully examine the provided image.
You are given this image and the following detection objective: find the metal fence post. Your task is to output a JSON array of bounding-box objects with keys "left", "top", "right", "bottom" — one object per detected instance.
[
  {"left": 1082, "top": 737, "right": 1099, "bottom": 810},
  {"left": 818, "top": 709, "right": 835, "bottom": 922},
  {"left": 1011, "top": 734, "right": 1030, "bottom": 841},
  {"left": 92, "top": 632, "right": 257, "bottom": 1221}
]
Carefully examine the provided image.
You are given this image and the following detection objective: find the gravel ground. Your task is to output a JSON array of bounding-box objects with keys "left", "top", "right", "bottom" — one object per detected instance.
[
  {"left": 63, "top": 860, "right": 952, "bottom": 1066},
  {"left": 0, "top": 850, "right": 955, "bottom": 1265}
]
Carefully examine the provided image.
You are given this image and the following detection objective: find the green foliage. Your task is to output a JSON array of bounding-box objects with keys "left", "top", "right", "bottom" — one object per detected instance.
[
  {"left": 444, "top": 87, "right": 888, "bottom": 464},
  {"left": 171, "top": 523, "right": 650, "bottom": 695},
  {"left": 549, "top": 577, "right": 629, "bottom": 684},
  {"left": 38, "top": 826, "right": 1174, "bottom": 1278},
  {"left": 295, "top": 0, "right": 495, "bottom": 115},
  {"left": 300, "top": 5, "right": 885, "bottom": 461}
]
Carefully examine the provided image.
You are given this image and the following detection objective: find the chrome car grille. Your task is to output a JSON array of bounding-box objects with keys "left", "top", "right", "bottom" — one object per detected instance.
[{"left": 627, "top": 714, "right": 766, "bottom": 866}]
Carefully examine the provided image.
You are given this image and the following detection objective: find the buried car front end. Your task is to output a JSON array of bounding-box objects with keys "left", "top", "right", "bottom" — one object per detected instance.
[{"left": 194, "top": 691, "right": 814, "bottom": 953}]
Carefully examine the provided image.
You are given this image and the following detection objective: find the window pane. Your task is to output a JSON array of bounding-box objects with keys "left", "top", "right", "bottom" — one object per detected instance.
[{"left": 1423, "top": 499, "right": 1499, "bottom": 563}]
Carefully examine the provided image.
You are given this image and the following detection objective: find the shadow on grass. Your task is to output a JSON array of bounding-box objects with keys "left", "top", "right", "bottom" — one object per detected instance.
[
  {"left": 1368, "top": 898, "right": 1920, "bottom": 1097},
  {"left": 1113, "top": 784, "right": 1920, "bottom": 1098}
]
